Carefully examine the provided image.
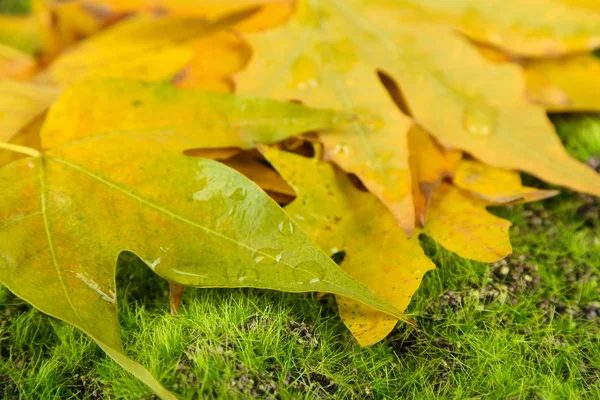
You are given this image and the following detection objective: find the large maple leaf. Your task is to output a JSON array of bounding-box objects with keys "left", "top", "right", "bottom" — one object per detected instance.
[
  {"left": 233, "top": 0, "right": 600, "bottom": 237},
  {"left": 261, "top": 145, "right": 514, "bottom": 345}
]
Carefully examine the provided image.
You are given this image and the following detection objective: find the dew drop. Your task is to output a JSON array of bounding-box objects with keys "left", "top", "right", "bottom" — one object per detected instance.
[
  {"left": 333, "top": 143, "right": 350, "bottom": 155},
  {"left": 253, "top": 248, "right": 283, "bottom": 265},
  {"left": 290, "top": 55, "right": 319, "bottom": 90},
  {"left": 277, "top": 221, "right": 294, "bottom": 236},
  {"left": 463, "top": 108, "right": 497, "bottom": 137},
  {"left": 293, "top": 261, "right": 327, "bottom": 285},
  {"left": 228, "top": 187, "right": 247, "bottom": 201},
  {"left": 237, "top": 267, "right": 259, "bottom": 283}
]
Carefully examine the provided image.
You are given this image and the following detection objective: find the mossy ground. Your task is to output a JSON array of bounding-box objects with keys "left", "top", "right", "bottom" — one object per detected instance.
[{"left": 2, "top": 3, "right": 600, "bottom": 399}]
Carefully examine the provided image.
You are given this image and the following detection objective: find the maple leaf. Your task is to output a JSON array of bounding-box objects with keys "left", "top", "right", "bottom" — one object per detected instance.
[
  {"left": 260, "top": 145, "right": 434, "bottom": 346},
  {"left": 261, "top": 144, "right": 515, "bottom": 345},
  {"left": 0, "top": 79, "right": 408, "bottom": 398},
  {"left": 233, "top": 0, "right": 600, "bottom": 229}
]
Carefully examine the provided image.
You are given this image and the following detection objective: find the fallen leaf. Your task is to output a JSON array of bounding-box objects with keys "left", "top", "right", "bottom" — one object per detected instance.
[
  {"left": 234, "top": 0, "right": 600, "bottom": 233},
  {"left": 408, "top": 125, "right": 462, "bottom": 227},
  {"left": 78, "top": 0, "right": 296, "bottom": 31},
  {"left": 236, "top": 0, "right": 420, "bottom": 234},
  {"left": 0, "top": 79, "right": 406, "bottom": 397},
  {"left": 172, "top": 30, "right": 251, "bottom": 93},
  {"left": 36, "top": 13, "right": 242, "bottom": 87},
  {"left": 453, "top": 159, "right": 559, "bottom": 204},
  {"left": 395, "top": 0, "right": 600, "bottom": 56},
  {"left": 261, "top": 145, "right": 432, "bottom": 346},
  {"left": 35, "top": 0, "right": 112, "bottom": 60},
  {"left": 40, "top": 79, "right": 350, "bottom": 150},
  {"left": 474, "top": 44, "right": 600, "bottom": 113},
  {"left": 522, "top": 54, "right": 600, "bottom": 112},
  {"left": 423, "top": 183, "right": 512, "bottom": 263}
]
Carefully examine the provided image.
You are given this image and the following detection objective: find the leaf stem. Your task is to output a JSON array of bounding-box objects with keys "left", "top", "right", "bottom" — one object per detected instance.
[{"left": 0, "top": 142, "right": 41, "bottom": 157}]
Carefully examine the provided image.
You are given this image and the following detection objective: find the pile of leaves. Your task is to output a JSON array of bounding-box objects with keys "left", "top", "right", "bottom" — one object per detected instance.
[{"left": 1, "top": 0, "right": 599, "bottom": 398}]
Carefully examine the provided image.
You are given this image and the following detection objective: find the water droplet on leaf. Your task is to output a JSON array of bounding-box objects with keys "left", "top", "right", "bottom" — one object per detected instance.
[
  {"left": 237, "top": 267, "right": 259, "bottom": 283},
  {"left": 228, "top": 187, "right": 247, "bottom": 201},
  {"left": 293, "top": 261, "right": 327, "bottom": 285},
  {"left": 463, "top": 108, "right": 497, "bottom": 137},
  {"left": 253, "top": 248, "right": 283, "bottom": 265},
  {"left": 277, "top": 221, "right": 294, "bottom": 236}
]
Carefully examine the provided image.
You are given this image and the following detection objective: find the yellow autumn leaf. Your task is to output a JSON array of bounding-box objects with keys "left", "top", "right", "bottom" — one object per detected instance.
[
  {"left": 173, "top": 30, "right": 251, "bottom": 93},
  {"left": 78, "top": 0, "right": 296, "bottom": 31},
  {"left": 234, "top": 0, "right": 600, "bottom": 236},
  {"left": 423, "top": 183, "right": 512, "bottom": 263},
  {"left": 261, "top": 145, "right": 433, "bottom": 346},
  {"left": 474, "top": 44, "right": 600, "bottom": 112},
  {"left": 33, "top": 0, "right": 111, "bottom": 60},
  {"left": 236, "top": 0, "right": 418, "bottom": 234},
  {"left": 36, "top": 13, "right": 243, "bottom": 87},
  {"left": 262, "top": 145, "right": 513, "bottom": 345},
  {"left": 453, "top": 159, "right": 559, "bottom": 204},
  {"left": 395, "top": 0, "right": 600, "bottom": 56},
  {"left": 523, "top": 54, "right": 600, "bottom": 112},
  {"left": 408, "top": 125, "right": 462, "bottom": 227}
]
